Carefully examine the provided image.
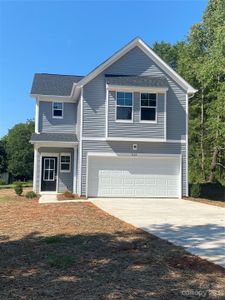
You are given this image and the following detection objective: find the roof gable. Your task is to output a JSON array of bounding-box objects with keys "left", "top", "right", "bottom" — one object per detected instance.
[{"left": 76, "top": 38, "right": 197, "bottom": 94}]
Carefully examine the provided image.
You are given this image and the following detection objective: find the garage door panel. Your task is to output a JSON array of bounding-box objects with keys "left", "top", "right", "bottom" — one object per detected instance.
[
  {"left": 124, "top": 178, "right": 134, "bottom": 185},
  {"left": 88, "top": 156, "right": 180, "bottom": 198}
]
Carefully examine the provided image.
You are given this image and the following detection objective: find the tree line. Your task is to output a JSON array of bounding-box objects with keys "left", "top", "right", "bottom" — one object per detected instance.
[
  {"left": 152, "top": 0, "right": 225, "bottom": 184},
  {"left": 0, "top": 120, "right": 34, "bottom": 182}
]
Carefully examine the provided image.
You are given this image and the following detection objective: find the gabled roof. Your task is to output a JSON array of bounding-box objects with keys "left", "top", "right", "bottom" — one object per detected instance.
[
  {"left": 30, "top": 38, "right": 197, "bottom": 97},
  {"left": 31, "top": 73, "right": 84, "bottom": 96},
  {"left": 105, "top": 75, "right": 168, "bottom": 88},
  {"left": 76, "top": 37, "right": 197, "bottom": 94}
]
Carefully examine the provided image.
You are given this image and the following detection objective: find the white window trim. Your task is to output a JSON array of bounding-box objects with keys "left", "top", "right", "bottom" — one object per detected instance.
[
  {"left": 115, "top": 91, "right": 133, "bottom": 123},
  {"left": 60, "top": 153, "right": 71, "bottom": 173},
  {"left": 139, "top": 92, "right": 158, "bottom": 124},
  {"left": 52, "top": 102, "right": 64, "bottom": 119}
]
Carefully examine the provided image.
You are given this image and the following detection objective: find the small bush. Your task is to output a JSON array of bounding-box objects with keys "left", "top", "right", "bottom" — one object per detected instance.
[
  {"left": 0, "top": 179, "right": 6, "bottom": 185},
  {"left": 190, "top": 183, "right": 201, "bottom": 198},
  {"left": 14, "top": 182, "right": 23, "bottom": 196},
  {"left": 25, "top": 191, "right": 37, "bottom": 199}
]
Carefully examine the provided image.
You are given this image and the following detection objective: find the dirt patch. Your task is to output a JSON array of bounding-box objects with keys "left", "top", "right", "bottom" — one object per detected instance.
[
  {"left": 0, "top": 192, "right": 224, "bottom": 299},
  {"left": 184, "top": 196, "right": 225, "bottom": 208}
]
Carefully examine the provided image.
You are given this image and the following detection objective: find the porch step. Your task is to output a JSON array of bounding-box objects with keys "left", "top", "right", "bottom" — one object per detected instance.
[{"left": 39, "top": 194, "right": 58, "bottom": 203}]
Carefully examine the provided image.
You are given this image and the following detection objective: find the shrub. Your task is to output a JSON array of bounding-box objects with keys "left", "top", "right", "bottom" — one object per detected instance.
[
  {"left": 14, "top": 182, "right": 23, "bottom": 196},
  {"left": 25, "top": 191, "right": 37, "bottom": 199},
  {"left": 190, "top": 183, "right": 201, "bottom": 198},
  {"left": 0, "top": 179, "right": 6, "bottom": 185}
]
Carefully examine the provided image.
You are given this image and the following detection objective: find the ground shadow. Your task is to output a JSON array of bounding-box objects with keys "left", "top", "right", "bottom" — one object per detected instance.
[{"left": 0, "top": 229, "right": 224, "bottom": 299}]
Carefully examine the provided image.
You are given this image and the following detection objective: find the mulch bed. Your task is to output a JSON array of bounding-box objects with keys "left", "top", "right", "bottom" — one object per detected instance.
[
  {"left": 184, "top": 196, "right": 225, "bottom": 208},
  {"left": 0, "top": 188, "right": 225, "bottom": 299}
]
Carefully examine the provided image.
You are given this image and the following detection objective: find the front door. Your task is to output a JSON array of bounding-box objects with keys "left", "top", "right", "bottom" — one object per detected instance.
[{"left": 41, "top": 157, "right": 57, "bottom": 192}]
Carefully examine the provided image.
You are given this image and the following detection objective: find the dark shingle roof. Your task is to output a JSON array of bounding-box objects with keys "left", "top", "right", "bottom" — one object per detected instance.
[
  {"left": 30, "top": 133, "right": 77, "bottom": 143},
  {"left": 105, "top": 75, "right": 168, "bottom": 88},
  {"left": 31, "top": 73, "right": 84, "bottom": 96}
]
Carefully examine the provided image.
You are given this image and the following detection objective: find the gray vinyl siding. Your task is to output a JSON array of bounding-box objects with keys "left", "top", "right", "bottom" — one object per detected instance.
[
  {"left": 39, "top": 101, "right": 77, "bottom": 133},
  {"left": 81, "top": 140, "right": 187, "bottom": 197},
  {"left": 36, "top": 147, "right": 74, "bottom": 193},
  {"left": 108, "top": 91, "right": 165, "bottom": 138},
  {"left": 83, "top": 75, "right": 106, "bottom": 137},
  {"left": 82, "top": 46, "right": 187, "bottom": 140}
]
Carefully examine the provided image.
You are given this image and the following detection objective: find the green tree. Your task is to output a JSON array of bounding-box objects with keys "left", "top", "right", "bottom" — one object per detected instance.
[
  {"left": 6, "top": 120, "right": 34, "bottom": 180},
  {"left": 152, "top": 0, "right": 225, "bottom": 183},
  {"left": 152, "top": 41, "right": 184, "bottom": 70},
  {"left": 0, "top": 139, "right": 7, "bottom": 173}
]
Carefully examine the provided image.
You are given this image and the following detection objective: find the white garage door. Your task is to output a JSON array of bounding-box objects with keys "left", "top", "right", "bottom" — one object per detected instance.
[{"left": 87, "top": 156, "right": 181, "bottom": 198}]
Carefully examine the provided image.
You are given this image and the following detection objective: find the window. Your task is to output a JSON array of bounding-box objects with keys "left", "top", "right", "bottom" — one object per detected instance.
[
  {"left": 60, "top": 153, "right": 71, "bottom": 172},
  {"left": 53, "top": 102, "right": 63, "bottom": 118},
  {"left": 140, "top": 93, "right": 157, "bottom": 122},
  {"left": 116, "top": 92, "right": 133, "bottom": 121},
  {"left": 43, "top": 158, "right": 55, "bottom": 181}
]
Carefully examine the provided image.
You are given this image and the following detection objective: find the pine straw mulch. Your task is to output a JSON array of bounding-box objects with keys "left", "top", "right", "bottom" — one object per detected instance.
[
  {"left": 184, "top": 196, "right": 225, "bottom": 208},
  {"left": 0, "top": 189, "right": 225, "bottom": 299}
]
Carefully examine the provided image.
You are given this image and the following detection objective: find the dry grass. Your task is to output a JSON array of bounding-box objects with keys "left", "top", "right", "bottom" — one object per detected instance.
[
  {"left": 0, "top": 187, "right": 39, "bottom": 204},
  {"left": 184, "top": 196, "right": 225, "bottom": 208},
  {"left": 0, "top": 188, "right": 225, "bottom": 299}
]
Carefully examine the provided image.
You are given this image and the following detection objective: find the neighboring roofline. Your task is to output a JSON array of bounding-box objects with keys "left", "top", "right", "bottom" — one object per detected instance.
[{"left": 74, "top": 37, "right": 197, "bottom": 94}]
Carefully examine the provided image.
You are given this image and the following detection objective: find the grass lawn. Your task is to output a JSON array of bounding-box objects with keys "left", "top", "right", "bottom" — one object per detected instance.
[
  {"left": 0, "top": 189, "right": 225, "bottom": 299},
  {"left": 0, "top": 181, "right": 33, "bottom": 190}
]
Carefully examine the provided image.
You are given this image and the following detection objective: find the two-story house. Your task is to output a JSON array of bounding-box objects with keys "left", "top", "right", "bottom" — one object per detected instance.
[{"left": 30, "top": 38, "right": 197, "bottom": 198}]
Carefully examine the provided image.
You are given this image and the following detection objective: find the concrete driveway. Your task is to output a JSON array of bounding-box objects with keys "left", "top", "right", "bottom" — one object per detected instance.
[{"left": 91, "top": 198, "right": 225, "bottom": 268}]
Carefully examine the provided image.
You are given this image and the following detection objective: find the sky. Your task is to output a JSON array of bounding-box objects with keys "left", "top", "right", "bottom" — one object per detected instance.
[{"left": 0, "top": 0, "right": 208, "bottom": 138}]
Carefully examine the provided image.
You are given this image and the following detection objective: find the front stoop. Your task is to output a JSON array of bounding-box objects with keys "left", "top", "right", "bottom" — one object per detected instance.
[
  {"left": 39, "top": 194, "right": 90, "bottom": 204},
  {"left": 39, "top": 194, "right": 58, "bottom": 203}
]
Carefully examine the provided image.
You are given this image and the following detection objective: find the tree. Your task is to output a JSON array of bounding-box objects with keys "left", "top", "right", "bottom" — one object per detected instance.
[
  {"left": 152, "top": 41, "right": 185, "bottom": 70},
  {"left": 198, "top": 0, "right": 225, "bottom": 182},
  {"left": 152, "top": 0, "right": 225, "bottom": 184},
  {"left": 6, "top": 120, "right": 34, "bottom": 180},
  {"left": 0, "top": 139, "right": 7, "bottom": 173}
]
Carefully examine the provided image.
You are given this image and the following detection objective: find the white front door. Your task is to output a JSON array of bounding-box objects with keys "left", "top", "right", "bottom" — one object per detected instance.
[{"left": 88, "top": 156, "right": 181, "bottom": 198}]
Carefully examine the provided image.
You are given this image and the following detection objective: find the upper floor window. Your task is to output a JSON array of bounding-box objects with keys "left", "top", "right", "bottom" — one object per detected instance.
[
  {"left": 140, "top": 93, "right": 157, "bottom": 122},
  {"left": 52, "top": 102, "right": 63, "bottom": 118},
  {"left": 116, "top": 92, "right": 133, "bottom": 121}
]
